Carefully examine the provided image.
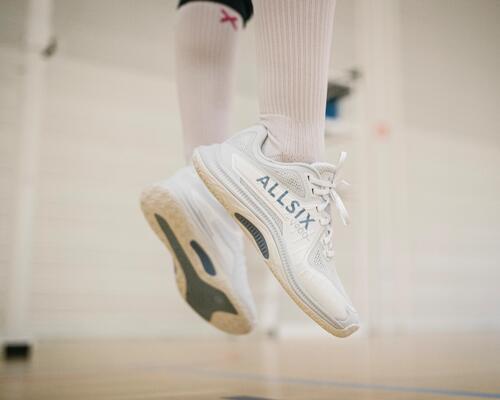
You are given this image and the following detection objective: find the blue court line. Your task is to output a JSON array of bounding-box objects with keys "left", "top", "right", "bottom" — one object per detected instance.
[{"left": 179, "top": 366, "right": 500, "bottom": 399}]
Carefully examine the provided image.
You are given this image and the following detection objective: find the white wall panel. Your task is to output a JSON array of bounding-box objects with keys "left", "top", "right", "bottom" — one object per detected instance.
[
  {"left": 0, "top": 46, "right": 24, "bottom": 337},
  {"left": 399, "top": 0, "right": 500, "bottom": 331},
  {"left": 405, "top": 132, "right": 500, "bottom": 331},
  {"left": 0, "top": 0, "right": 29, "bottom": 337}
]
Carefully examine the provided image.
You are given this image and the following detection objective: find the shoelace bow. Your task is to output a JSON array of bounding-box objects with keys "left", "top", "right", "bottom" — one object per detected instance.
[{"left": 309, "top": 152, "right": 350, "bottom": 258}]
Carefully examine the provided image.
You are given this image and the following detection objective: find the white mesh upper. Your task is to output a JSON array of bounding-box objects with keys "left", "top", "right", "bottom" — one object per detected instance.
[
  {"left": 308, "top": 241, "right": 351, "bottom": 303},
  {"left": 263, "top": 167, "right": 306, "bottom": 197},
  {"left": 228, "top": 130, "right": 254, "bottom": 153},
  {"left": 228, "top": 129, "right": 307, "bottom": 198}
]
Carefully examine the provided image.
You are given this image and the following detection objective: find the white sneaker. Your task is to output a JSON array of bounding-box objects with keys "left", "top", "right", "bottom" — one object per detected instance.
[
  {"left": 192, "top": 126, "right": 359, "bottom": 337},
  {"left": 140, "top": 167, "right": 256, "bottom": 334}
]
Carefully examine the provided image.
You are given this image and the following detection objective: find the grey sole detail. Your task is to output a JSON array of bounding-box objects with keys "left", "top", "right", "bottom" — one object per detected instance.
[
  {"left": 234, "top": 213, "right": 269, "bottom": 259},
  {"left": 154, "top": 213, "right": 238, "bottom": 320},
  {"left": 190, "top": 240, "right": 216, "bottom": 276}
]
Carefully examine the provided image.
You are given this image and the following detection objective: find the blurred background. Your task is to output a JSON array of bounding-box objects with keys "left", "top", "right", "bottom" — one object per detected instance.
[{"left": 1, "top": 0, "right": 499, "bottom": 345}]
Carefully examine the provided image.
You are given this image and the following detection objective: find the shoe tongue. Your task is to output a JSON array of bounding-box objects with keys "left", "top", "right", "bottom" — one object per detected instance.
[{"left": 311, "top": 162, "right": 336, "bottom": 182}]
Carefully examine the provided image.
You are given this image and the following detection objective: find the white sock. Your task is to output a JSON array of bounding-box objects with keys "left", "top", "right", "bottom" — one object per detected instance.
[
  {"left": 175, "top": 2, "right": 242, "bottom": 161},
  {"left": 254, "top": 0, "right": 336, "bottom": 163}
]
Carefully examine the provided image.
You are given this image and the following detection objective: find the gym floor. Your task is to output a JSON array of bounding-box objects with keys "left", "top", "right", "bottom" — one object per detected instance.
[{"left": 1, "top": 334, "right": 499, "bottom": 400}]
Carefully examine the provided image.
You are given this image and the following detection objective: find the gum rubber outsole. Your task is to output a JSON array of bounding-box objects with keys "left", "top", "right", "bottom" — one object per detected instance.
[
  {"left": 193, "top": 150, "right": 359, "bottom": 338},
  {"left": 140, "top": 184, "right": 253, "bottom": 335}
]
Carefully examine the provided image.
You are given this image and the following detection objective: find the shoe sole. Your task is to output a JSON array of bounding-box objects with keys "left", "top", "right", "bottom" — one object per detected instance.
[
  {"left": 193, "top": 150, "right": 358, "bottom": 338},
  {"left": 140, "top": 184, "right": 253, "bottom": 335}
]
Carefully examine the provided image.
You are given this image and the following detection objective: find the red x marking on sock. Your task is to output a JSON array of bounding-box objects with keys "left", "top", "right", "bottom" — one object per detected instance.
[{"left": 220, "top": 8, "right": 238, "bottom": 30}]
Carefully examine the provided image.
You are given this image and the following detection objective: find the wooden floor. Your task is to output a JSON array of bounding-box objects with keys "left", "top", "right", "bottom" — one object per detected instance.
[{"left": 1, "top": 334, "right": 499, "bottom": 400}]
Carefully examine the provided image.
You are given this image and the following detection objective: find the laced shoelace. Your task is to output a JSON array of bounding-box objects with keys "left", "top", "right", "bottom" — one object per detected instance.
[{"left": 309, "top": 152, "right": 350, "bottom": 259}]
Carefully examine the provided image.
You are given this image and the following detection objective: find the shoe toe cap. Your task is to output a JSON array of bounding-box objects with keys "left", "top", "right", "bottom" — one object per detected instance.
[{"left": 299, "top": 268, "right": 360, "bottom": 336}]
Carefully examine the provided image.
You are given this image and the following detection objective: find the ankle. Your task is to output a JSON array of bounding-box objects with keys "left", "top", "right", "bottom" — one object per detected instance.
[{"left": 260, "top": 115, "right": 325, "bottom": 163}]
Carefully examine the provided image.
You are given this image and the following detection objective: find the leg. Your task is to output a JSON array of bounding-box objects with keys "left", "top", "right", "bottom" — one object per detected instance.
[
  {"left": 255, "top": 0, "right": 336, "bottom": 163},
  {"left": 193, "top": 0, "right": 359, "bottom": 338},
  {"left": 140, "top": 0, "right": 257, "bottom": 335},
  {"left": 175, "top": 0, "right": 252, "bottom": 161}
]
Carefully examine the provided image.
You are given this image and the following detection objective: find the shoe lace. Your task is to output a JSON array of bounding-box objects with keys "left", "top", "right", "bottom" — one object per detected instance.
[{"left": 309, "top": 152, "right": 350, "bottom": 259}]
